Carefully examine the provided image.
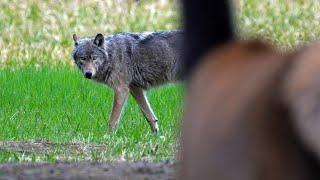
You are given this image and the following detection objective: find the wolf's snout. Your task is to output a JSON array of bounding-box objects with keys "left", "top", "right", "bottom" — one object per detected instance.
[{"left": 84, "top": 71, "right": 92, "bottom": 79}]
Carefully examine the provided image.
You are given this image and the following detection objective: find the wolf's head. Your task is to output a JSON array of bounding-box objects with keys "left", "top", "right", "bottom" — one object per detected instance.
[{"left": 72, "top": 33, "right": 107, "bottom": 79}]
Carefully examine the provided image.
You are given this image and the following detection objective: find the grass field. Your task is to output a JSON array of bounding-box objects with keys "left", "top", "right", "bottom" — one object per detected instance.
[
  {"left": 1, "top": 0, "right": 320, "bottom": 163},
  {"left": 0, "top": 67, "right": 183, "bottom": 162}
]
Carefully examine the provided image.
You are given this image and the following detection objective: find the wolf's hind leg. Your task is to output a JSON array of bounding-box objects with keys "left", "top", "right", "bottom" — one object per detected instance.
[
  {"left": 109, "top": 86, "right": 129, "bottom": 132},
  {"left": 130, "top": 87, "right": 159, "bottom": 133}
]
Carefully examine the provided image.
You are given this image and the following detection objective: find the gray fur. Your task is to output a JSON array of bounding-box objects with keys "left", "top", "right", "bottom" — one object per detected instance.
[
  {"left": 72, "top": 30, "right": 183, "bottom": 88},
  {"left": 72, "top": 30, "right": 183, "bottom": 133}
]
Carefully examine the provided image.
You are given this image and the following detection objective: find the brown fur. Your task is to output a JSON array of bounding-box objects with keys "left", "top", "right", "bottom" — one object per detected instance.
[
  {"left": 181, "top": 40, "right": 320, "bottom": 180},
  {"left": 284, "top": 42, "right": 320, "bottom": 161}
]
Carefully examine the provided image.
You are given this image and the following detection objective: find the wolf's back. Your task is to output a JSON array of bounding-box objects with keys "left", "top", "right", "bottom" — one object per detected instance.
[{"left": 129, "top": 31, "right": 184, "bottom": 88}]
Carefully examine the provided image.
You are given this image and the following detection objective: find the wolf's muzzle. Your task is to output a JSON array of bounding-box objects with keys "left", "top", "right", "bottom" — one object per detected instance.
[{"left": 84, "top": 72, "right": 92, "bottom": 79}]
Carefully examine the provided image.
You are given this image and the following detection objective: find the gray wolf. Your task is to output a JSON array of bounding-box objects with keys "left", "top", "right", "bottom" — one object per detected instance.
[
  {"left": 181, "top": 40, "right": 320, "bottom": 180},
  {"left": 72, "top": 30, "right": 183, "bottom": 133}
]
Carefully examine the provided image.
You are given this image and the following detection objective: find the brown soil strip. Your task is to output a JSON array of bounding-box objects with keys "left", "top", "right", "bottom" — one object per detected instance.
[
  {"left": 0, "top": 140, "right": 106, "bottom": 154},
  {"left": 0, "top": 162, "right": 177, "bottom": 180}
]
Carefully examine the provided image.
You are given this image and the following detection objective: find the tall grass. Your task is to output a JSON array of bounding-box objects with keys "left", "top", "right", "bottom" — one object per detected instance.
[
  {"left": 237, "top": 0, "right": 320, "bottom": 49},
  {"left": 0, "top": 0, "right": 180, "bottom": 69}
]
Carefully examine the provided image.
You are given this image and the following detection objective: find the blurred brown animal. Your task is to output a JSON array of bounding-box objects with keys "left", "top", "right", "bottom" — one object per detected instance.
[{"left": 181, "top": 40, "right": 320, "bottom": 180}]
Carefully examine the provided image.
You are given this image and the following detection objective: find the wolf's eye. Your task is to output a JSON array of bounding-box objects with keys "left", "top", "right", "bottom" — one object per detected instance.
[
  {"left": 92, "top": 56, "right": 97, "bottom": 60},
  {"left": 78, "top": 59, "right": 85, "bottom": 65},
  {"left": 79, "top": 57, "right": 86, "bottom": 61}
]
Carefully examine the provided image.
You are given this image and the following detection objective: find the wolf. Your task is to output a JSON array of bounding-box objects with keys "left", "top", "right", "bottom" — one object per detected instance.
[{"left": 72, "top": 30, "right": 183, "bottom": 133}]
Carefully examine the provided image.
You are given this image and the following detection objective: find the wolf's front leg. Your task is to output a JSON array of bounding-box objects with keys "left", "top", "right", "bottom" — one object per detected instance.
[
  {"left": 130, "top": 87, "right": 159, "bottom": 133},
  {"left": 109, "top": 86, "right": 129, "bottom": 132}
]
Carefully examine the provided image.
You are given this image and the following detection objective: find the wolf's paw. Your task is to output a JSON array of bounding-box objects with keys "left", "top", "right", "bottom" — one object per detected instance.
[
  {"left": 109, "top": 124, "right": 117, "bottom": 134},
  {"left": 151, "top": 122, "right": 159, "bottom": 134}
]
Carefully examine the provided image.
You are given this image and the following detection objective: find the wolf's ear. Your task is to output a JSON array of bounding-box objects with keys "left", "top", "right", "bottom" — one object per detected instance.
[
  {"left": 94, "top": 33, "right": 104, "bottom": 48},
  {"left": 73, "top": 34, "right": 79, "bottom": 46}
]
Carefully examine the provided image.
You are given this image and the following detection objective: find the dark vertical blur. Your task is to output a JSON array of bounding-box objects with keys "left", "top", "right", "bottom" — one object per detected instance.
[{"left": 182, "top": 0, "right": 235, "bottom": 76}]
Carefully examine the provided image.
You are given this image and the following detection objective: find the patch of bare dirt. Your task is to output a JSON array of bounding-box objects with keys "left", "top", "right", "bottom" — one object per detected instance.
[
  {"left": 0, "top": 162, "right": 178, "bottom": 180},
  {"left": 0, "top": 140, "right": 106, "bottom": 154},
  {"left": 0, "top": 141, "right": 178, "bottom": 179}
]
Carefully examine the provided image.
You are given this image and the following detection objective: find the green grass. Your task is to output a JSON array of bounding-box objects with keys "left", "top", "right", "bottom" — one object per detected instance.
[
  {"left": 0, "top": 0, "right": 182, "bottom": 162},
  {"left": 0, "top": 67, "right": 183, "bottom": 162}
]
